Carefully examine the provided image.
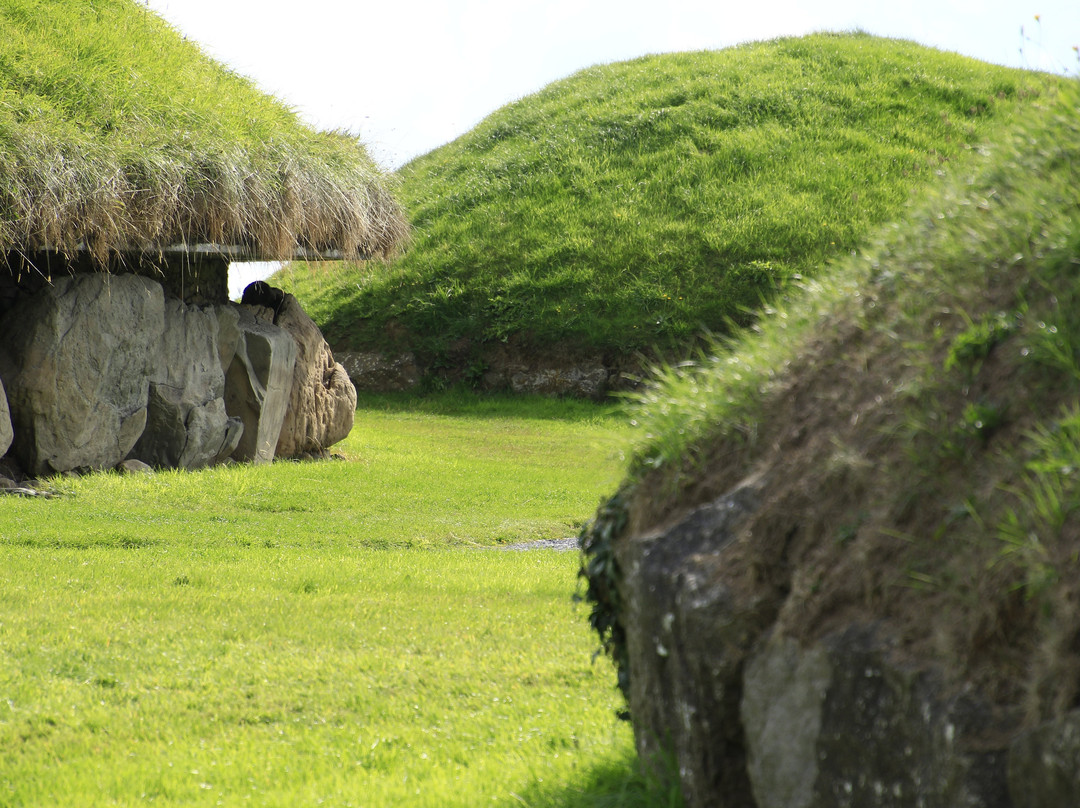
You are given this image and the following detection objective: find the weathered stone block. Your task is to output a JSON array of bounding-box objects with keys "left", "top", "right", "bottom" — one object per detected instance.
[
  {"left": 337, "top": 350, "right": 422, "bottom": 393},
  {"left": 212, "top": 304, "right": 242, "bottom": 377},
  {"left": 480, "top": 348, "right": 610, "bottom": 398},
  {"left": 742, "top": 636, "right": 831, "bottom": 808},
  {"left": 0, "top": 273, "right": 164, "bottom": 474},
  {"left": 269, "top": 293, "right": 356, "bottom": 458},
  {"left": 615, "top": 478, "right": 1019, "bottom": 808},
  {"left": 224, "top": 308, "right": 297, "bottom": 464},
  {"left": 130, "top": 298, "right": 243, "bottom": 469},
  {"left": 614, "top": 481, "right": 765, "bottom": 808},
  {"left": 742, "top": 629, "right": 1012, "bottom": 808},
  {"left": 0, "top": 378, "right": 12, "bottom": 458},
  {"left": 1008, "top": 709, "right": 1080, "bottom": 808}
]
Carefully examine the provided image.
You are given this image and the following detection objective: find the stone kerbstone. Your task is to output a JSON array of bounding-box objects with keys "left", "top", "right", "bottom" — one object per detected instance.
[
  {"left": 742, "top": 629, "right": 1012, "bottom": 808},
  {"left": 0, "top": 378, "right": 12, "bottom": 458},
  {"left": 616, "top": 476, "right": 1019, "bottom": 808},
  {"left": 503, "top": 364, "right": 609, "bottom": 398},
  {"left": 478, "top": 346, "right": 611, "bottom": 398},
  {"left": 0, "top": 273, "right": 164, "bottom": 474},
  {"left": 269, "top": 293, "right": 356, "bottom": 458},
  {"left": 130, "top": 298, "right": 243, "bottom": 469},
  {"left": 224, "top": 308, "right": 297, "bottom": 464},
  {"left": 1008, "top": 709, "right": 1080, "bottom": 808},
  {"left": 741, "top": 637, "right": 831, "bottom": 808},
  {"left": 337, "top": 350, "right": 421, "bottom": 393},
  {"left": 615, "top": 481, "right": 765, "bottom": 808}
]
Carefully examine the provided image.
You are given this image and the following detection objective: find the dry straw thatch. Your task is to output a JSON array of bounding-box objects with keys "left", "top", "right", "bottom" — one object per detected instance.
[{"left": 0, "top": 0, "right": 408, "bottom": 267}]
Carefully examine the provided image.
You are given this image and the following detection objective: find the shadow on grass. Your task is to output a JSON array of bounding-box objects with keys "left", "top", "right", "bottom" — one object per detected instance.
[{"left": 512, "top": 750, "right": 684, "bottom": 808}]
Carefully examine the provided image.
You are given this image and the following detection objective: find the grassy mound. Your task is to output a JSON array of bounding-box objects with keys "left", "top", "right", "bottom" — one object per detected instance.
[
  {"left": 582, "top": 81, "right": 1080, "bottom": 720},
  {"left": 0, "top": 0, "right": 406, "bottom": 262},
  {"left": 283, "top": 33, "right": 1055, "bottom": 368}
]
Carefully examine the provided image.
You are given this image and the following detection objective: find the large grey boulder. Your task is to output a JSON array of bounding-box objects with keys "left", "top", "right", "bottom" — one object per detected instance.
[
  {"left": 1008, "top": 709, "right": 1080, "bottom": 807},
  {"left": 130, "top": 299, "right": 243, "bottom": 469},
  {"left": 614, "top": 481, "right": 766, "bottom": 807},
  {"left": 264, "top": 293, "right": 356, "bottom": 458},
  {"left": 212, "top": 304, "right": 242, "bottom": 377},
  {"left": 611, "top": 479, "right": 1020, "bottom": 808},
  {"left": 742, "top": 630, "right": 1013, "bottom": 808},
  {"left": 224, "top": 307, "right": 297, "bottom": 464},
  {"left": 0, "top": 378, "right": 12, "bottom": 458},
  {"left": 0, "top": 273, "right": 164, "bottom": 474}
]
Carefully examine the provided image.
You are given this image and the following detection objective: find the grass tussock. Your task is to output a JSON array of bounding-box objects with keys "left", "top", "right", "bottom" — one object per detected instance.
[
  {"left": 282, "top": 33, "right": 1059, "bottom": 366},
  {"left": 584, "top": 80, "right": 1080, "bottom": 721},
  {"left": 0, "top": 0, "right": 408, "bottom": 264}
]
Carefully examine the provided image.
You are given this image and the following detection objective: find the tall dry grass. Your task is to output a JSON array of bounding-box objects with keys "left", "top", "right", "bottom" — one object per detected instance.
[{"left": 0, "top": 0, "right": 407, "bottom": 265}]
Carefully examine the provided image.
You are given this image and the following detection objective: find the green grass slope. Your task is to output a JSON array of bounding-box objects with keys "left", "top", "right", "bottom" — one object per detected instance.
[
  {"left": 283, "top": 33, "right": 1056, "bottom": 371},
  {"left": 0, "top": 0, "right": 406, "bottom": 261},
  {"left": 582, "top": 81, "right": 1080, "bottom": 722}
]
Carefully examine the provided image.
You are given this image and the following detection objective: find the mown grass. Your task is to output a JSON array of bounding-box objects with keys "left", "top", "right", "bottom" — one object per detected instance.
[
  {"left": 0, "top": 549, "right": 634, "bottom": 807},
  {"left": 281, "top": 33, "right": 1058, "bottom": 366},
  {"left": 4, "top": 392, "right": 626, "bottom": 550},
  {"left": 0, "top": 394, "right": 667, "bottom": 807}
]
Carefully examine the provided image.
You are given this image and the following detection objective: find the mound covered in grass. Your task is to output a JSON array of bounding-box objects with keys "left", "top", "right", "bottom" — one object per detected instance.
[
  {"left": 283, "top": 33, "right": 1056, "bottom": 377},
  {"left": 579, "top": 80, "right": 1080, "bottom": 799},
  {"left": 0, "top": 0, "right": 406, "bottom": 262}
]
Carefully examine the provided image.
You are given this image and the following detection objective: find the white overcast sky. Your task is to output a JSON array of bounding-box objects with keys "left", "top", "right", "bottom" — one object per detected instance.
[{"left": 145, "top": 1, "right": 1078, "bottom": 171}]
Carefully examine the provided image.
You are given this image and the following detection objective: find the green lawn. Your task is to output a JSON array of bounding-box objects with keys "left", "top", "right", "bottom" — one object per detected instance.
[
  {"left": 2, "top": 393, "right": 627, "bottom": 550},
  {"left": 0, "top": 394, "right": 662, "bottom": 807}
]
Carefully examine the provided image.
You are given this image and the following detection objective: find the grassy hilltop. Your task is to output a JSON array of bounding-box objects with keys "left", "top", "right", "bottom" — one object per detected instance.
[{"left": 283, "top": 33, "right": 1054, "bottom": 372}]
